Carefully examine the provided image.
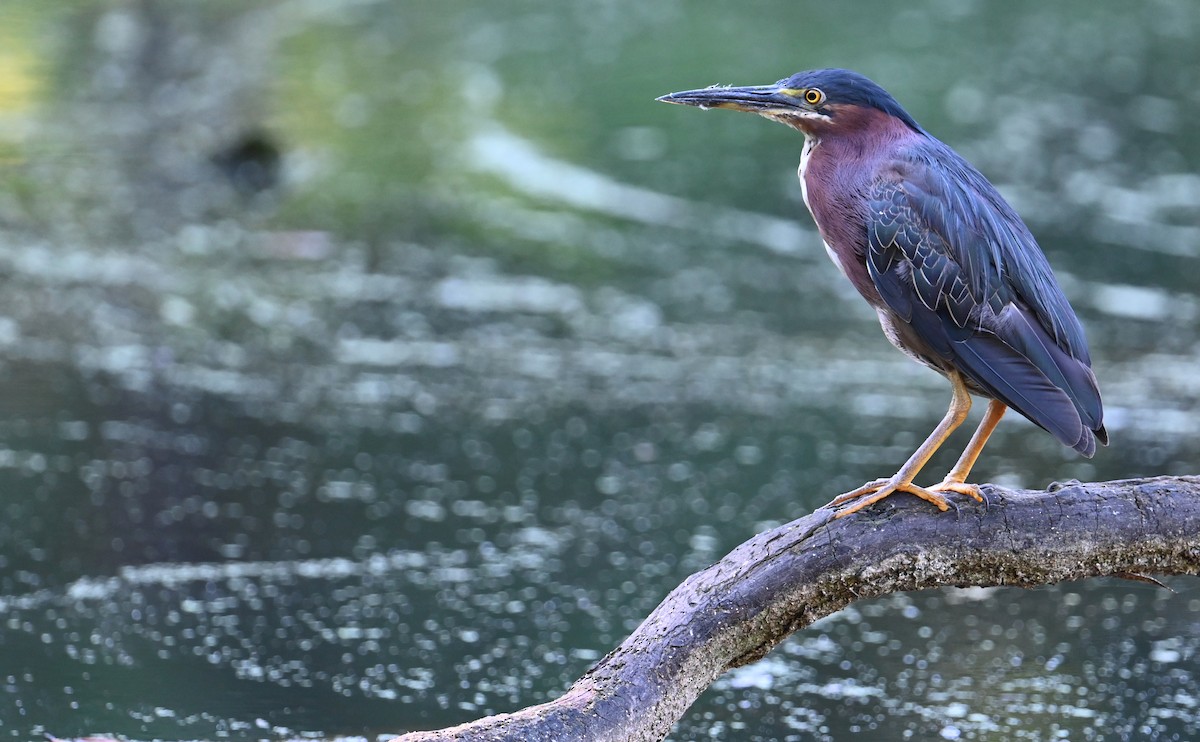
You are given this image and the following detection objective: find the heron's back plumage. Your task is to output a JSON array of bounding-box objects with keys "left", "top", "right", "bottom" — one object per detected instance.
[{"left": 863, "top": 139, "right": 1106, "bottom": 455}]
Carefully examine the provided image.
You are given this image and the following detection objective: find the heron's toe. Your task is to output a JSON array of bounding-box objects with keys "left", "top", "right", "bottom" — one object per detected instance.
[
  {"left": 930, "top": 480, "right": 985, "bottom": 503},
  {"left": 829, "top": 479, "right": 952, "bottom": 518},
  {"left": 827, "top": 478, "right": 890, "bottom": 507}
]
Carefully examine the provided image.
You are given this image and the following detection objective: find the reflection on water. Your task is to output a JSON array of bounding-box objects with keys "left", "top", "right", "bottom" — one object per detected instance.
[{"left": 0, "top": 0, "right": 1198, "bottom": 740}]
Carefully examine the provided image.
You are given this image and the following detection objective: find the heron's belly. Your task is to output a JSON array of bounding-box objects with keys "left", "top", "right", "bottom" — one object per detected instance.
[
  {"left": 875, "top": 308, "right": 991, "bottom": 396},
  {"left": 876, "top": 308, "right": 946, "bottom": 373}
]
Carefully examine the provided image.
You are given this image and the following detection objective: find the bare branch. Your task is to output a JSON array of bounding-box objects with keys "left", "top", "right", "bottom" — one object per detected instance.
[{"left": 393, "top": 476, "right": 1200, "bottom": 742}]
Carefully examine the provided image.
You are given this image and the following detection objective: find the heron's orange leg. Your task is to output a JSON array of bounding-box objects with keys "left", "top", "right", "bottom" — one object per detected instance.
[
  {"left": 928, "top": 399, "right": 1006, "bottom": 502},
  {"left": 829, "top": 372, "right": 974, "bottom": 518}
]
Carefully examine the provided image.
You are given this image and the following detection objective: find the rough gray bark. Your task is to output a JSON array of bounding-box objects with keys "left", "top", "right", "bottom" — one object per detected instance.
[{"left": 393, "top": 476, "right": 1200, "bottom": 742}]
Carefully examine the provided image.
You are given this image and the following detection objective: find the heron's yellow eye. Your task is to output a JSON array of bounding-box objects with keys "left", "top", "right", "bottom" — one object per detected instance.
[{"left": 804, "top": 88, "right": 824, "bottom": 105}]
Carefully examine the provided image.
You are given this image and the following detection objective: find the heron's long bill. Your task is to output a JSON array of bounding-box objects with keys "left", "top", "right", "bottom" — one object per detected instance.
[{"left": 656, "top": 84, "right": 800, "bottom": 113}]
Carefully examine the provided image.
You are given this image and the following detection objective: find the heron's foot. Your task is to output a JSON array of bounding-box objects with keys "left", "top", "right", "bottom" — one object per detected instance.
[
  {"left": 928, "top": 479, "right": 985, "bottom": 503},
  {"left": 827, "top": 478, "right": 890, "bottom": 506},
  {"left": 828, "top": 477, "right": 951, "bottom": 519}
]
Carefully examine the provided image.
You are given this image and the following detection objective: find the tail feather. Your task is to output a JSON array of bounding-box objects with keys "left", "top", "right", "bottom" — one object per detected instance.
[
  {"left": 953, "top": 333, "right": 1096, "bottom": 456},
  {"left": 999, "top": 306, "right": 1104, "bottom": 432}
]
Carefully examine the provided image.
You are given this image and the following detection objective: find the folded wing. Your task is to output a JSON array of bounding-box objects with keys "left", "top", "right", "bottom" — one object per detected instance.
[{"left": 865, "top": 152, "right": 1106, "bottom": 456}]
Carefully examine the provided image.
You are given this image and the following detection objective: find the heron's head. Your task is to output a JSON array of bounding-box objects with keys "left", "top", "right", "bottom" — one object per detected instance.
[{"left": 657, "top": 68, "right": 922, "bottom": 137}]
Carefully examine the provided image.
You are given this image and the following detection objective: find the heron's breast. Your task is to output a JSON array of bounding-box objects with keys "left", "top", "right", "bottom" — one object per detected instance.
[
  {"left": 800, "top": 143, "right": 880, "bottom": 306},
  {"left": 797, "top": 135, "right": 817, "bottom": 212}
]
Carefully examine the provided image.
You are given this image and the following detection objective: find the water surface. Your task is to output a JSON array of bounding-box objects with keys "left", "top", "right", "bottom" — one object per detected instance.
[{"left": 0, "top": 1, "right": 1197, "bottom": 740}]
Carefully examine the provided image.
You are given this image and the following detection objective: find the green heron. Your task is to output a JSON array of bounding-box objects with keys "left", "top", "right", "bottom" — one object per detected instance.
[{"left": 658, "top": 69, "right": 1106, "bottom": 517}]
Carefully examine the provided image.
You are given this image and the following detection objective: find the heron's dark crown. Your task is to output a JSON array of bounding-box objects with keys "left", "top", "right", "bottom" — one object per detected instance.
[{"left": 783, "top": 68, "right": 922, "bottom": 132}]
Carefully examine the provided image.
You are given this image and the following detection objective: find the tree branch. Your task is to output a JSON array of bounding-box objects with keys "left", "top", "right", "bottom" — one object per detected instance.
[{"left": 393, "top": 476, "right": 1200, "bottom": 742}]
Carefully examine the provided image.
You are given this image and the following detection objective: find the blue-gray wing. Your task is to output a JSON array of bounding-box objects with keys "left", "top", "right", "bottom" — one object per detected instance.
[{"left": 866, "top": 153, "right": 1106, "bottom": 456}]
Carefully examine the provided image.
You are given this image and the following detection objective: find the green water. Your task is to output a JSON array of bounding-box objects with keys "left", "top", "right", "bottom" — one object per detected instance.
[{"left": 0, "top": 1, "right": 1197, "bottom": 739}]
